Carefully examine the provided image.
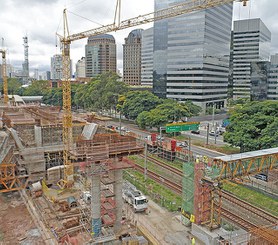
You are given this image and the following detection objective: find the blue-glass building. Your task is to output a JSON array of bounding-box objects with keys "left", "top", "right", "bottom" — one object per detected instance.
[{"left": 153, "top": 0, "right": 233, "bottom": 111}]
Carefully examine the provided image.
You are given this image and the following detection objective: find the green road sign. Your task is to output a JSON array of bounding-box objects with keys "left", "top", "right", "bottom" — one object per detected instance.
[{"left": 166, "top": 122, "right": 200, "bottom": 133}]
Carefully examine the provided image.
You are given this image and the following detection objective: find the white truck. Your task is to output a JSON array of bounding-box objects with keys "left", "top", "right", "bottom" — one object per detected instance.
[{"left": 122, "top": 181, "right": 148, "bottom": 212}]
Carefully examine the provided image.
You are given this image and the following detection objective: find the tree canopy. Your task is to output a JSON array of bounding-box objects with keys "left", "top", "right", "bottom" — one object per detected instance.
[
  {"left": 224, "top": 101, "right": 278, "bottom": 152},
  {"left": 120, "top": 91, "right": 162, "bottom": 120},
  {"left": 136, "top": 99, "right": 199, "bottom": 129},
  {"left": 74, "top": 73, "right": 128, "bottom": 111},
  {"left": 0, "top": 78, "right": 23, "bottom": 95},
  {"left": 23, "top": 80, "right": 49, "bottom": 96}
]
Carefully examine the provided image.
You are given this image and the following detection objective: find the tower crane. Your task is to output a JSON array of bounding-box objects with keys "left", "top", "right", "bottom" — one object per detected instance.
[
  {"left": 0, "top": 48, "right": 8, "bottom": 105},
  {"left": 57, "top": 0, "right": 249, "bottom": 188}
]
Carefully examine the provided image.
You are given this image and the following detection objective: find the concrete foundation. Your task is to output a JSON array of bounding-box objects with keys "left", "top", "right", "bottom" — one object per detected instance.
[{"left": 191, "top": 223, "right": 248, "bottom": 245}]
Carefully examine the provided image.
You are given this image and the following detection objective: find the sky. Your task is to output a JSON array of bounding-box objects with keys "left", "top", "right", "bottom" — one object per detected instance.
[{"left": 0, "top": 0, "right": 277, "bottom": 75}]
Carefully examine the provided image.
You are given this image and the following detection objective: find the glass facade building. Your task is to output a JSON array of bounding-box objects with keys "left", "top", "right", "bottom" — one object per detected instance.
[
  {"left": 123, "top": 29, "right": 143, "bottom": 85},
  {"left": 141, "top": 27, "right": 154, "bottom": 86},
  {"left": 153, "top": 0, "right": 233, "bottom": 110},
  {"left": 85, "top": 34, "right": 116, "bottom": 78},
  {"left": 268, "top": 54, "right": 278, "bottom": 100},
  {"left": 232, "top": 18, "right": 271, "bottom": 99},
  {"left": 250, "top": 61, "right": 270, "bottom": 101}
]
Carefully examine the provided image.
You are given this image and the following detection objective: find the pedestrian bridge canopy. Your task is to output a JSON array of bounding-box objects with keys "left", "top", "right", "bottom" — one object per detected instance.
[{"left": 212, "top": 147, "right": 278, "bottom": 180}]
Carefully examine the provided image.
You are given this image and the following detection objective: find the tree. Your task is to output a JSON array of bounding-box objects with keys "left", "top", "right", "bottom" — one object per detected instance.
[
  {"left": 74, "top": 72, "right": 128, "bottom": 112},
  {"left": 23, "top": 80, "right": 49, "bottom": 96},
  {"left": 136, "top": 99, "right": 194, "bottom": 129},
  {"left": 224, "top": 101, "right": 278, "bottom": 152},
  {"left": 121, "top": 91, "right": 162, "bottom": 120},
  {"left": 0, "top": 78, "right": 22, "bottom": 95}
]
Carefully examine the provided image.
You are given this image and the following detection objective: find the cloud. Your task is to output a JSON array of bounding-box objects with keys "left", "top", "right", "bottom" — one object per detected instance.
[{"left": 0, "top": 0, "right": 277, "bottom": 74}]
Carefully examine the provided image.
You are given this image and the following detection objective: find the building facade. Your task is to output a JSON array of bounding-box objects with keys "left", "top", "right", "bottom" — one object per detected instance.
[
  {"left": 85, "top": 34, "right": 116, "bottom": 78},
  {"left": 268, "top": 54, "right": 278, "bottom": 100},
  {"left": 141, "top": 28, "right": 154, "bottom": 86},
  {"left": 250, "top": 61, "right": 270, "bottom": 101},
  {"left": 51, "top": 54, "right": 63, "bottom": 80},
  {"left": 153, "top": 0, "right": 233, "bottom": 110},
  {"left": 232, "top": 18, "right": 271, "bottom": 99},
  {"left": 76, "top": 57, "right": 86, "bottom": 78},
  {"left": 123, "top": 29, "right": 143, "bottom": 85}
]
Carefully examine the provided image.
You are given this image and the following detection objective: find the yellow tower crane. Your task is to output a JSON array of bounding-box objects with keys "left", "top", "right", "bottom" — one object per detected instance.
[
  {"left": 57, "top": 0, "right": 249, "bottom": 188},
  {"left": 0, "top": 49, "right": 9, "bottom": 105}
]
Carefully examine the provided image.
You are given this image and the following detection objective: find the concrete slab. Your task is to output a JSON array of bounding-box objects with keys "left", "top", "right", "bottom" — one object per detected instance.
[{"left": 125, "top": 200, "right": 192, "bottom": 245}]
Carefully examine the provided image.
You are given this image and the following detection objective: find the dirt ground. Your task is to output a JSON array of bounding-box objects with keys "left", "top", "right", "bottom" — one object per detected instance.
[{"left": 0, "top": 192, "right": 44, "bottom": 245}]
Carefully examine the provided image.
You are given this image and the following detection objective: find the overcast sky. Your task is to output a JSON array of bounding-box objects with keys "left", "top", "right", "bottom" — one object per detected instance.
[{"left": 0, "top": 0, "right": 277, "bottom": 75}]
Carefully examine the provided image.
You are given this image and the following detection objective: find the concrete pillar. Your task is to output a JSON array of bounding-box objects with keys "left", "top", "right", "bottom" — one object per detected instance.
[
  {"left": 114, "top": 168, "right": 123, "bottom": 233},
  {"left": 91, "top": 173, "right": 101, "bottom": 237},
  {"left": 34, "top": 126, "right": 42, "bottom": 147}
]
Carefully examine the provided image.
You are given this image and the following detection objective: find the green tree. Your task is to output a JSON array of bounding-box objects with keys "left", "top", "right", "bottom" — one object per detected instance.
[
  {"left": 74, "top": 72, "right": 128, "bottom": 111},
  {"left": 23, "top": 80, "right": 49, "bottom": 96},
  {"left": 121, "top": 91, "right": 162, "bottom": 120},
  {"left": 224, "top": 101, "right": 278, "bottom": 152},
  {"left": 1, "top": 78, "right": 22, "bottom": 95},
  {"left": 136, "top": 99, "right": 194, "bottom": 129}
]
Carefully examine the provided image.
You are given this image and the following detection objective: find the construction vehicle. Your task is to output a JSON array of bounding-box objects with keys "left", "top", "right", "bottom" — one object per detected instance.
[{"left": 122, "top": 181, "right": 148, "bottom": 212}]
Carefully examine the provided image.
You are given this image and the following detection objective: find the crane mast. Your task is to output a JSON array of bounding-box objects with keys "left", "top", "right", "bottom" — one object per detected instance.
[
  {"left": 0, "top": 49, "right": 8, "bottom": 105},
  {"left": 59, "top": 0, "right": 249, "bottom": 186}
]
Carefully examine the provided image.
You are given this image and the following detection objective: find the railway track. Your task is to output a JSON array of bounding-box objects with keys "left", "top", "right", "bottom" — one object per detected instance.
[
  {"left": 133, "top": 164, "right": 182, "bottom": 195},
  {"left": 133, "top": 155, "right": 278, "bottom": 231},
  {"left": 139, "top": 154, "right": 183, "bottom": 177},
  {"left": 221, "top": 191, "right": 278, "bottom": 225},
  {"left": 220, "top": 207, "right": 258, "bottom": 230}
]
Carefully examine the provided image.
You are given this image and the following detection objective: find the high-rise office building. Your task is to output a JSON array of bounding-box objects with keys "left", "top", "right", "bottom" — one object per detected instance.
[
  {"left": 85, "top": 34, "right": 116, "bottom": 78},
  {"left": 76, "top": 57, "right": 86, "bottom": 78},
  {"left": 153, "top": 0, "right": 233, "bottom": 110},
  {"left": 51, "top": 54, "right": 63, "bottom": 80},
  {"left": 250, "top": 61, "right": 270, "bottom": 101},
  {"left": 123, "top": 29, "right": 143, "bottom": 85},
  {"left": 141, "top": 28, "right": 154, "bottom": 86},
  {"left": 232, "top": 18, "right": 271, "bottom": 99},
  {"left": 268, "top": 54, "right": 278, "bottom": 100}
]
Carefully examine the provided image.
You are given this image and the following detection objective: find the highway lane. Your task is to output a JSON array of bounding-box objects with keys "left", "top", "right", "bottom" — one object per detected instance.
[{"left": 104, "top": 120, "right": 225, "bottom": 158}]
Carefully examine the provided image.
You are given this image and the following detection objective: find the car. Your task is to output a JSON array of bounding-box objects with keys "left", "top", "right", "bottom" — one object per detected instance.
[
  {"left": 254, "top": 173, "right": 268, "bottom": 182},
  {"left": 191, "top": 130, "right": 200, "bottom": 134},
  {"left": 177, "top": 142, "right": 188, "bottom": 148},
  {"left": 209, "top": 131, "right": 219, "bottom": 137},
  {"left": 157, "top": 135, "right": 165, "bottom": 141}
]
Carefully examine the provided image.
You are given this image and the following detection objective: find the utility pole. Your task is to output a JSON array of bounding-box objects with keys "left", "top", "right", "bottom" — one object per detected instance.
[
  {"left": 206, "top": 123, "right": 209, "bottom": 145},
  {"left": 212, "top": 103, "right": 215, "bottom": 128},
  {"left": 119, "top": 111, "right": 122, "bottom": 136},
  {"left": 144, "top": 142, "right": 147, "bottom": 181}
]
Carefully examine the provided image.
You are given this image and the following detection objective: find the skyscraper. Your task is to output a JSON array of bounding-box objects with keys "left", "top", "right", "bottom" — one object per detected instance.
[
  {"left": 22, "top": 36, "right": 29, "bottom": 84},
  {"left": 141, "top": 28, "right": 154, "bottom": 86},
  {"left": 153, "top": 0, "right": 233, "bottom": 111},
  {"left": 76, "top": 57, "right": 86, "bottom": 78},
  {"left": 268, "top": 54, "right": 278, "bottom": 100},
  {"left": 85, "top": 34, "right": 116, "bottom": 78},
  {"left": 232, "top": 18, "right": 271, "bottom": 99},
  {"left": 51, "top": 54, "right": 63, "bottom": 80},
  {"left": 123, "top": 29, "right": 143, "bottom": 85}
]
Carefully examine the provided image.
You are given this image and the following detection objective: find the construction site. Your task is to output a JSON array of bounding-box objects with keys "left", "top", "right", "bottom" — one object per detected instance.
[{"left": 0, "top": 0, "right": 278, "bottom": 244}]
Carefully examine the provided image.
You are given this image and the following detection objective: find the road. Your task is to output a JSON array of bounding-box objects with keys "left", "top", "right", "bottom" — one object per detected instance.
[{"left": 103, "top": 119, "right": 225, "bottom": 158}]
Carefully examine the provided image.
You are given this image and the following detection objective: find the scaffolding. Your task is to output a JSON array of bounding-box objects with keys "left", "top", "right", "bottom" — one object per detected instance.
[
  {"left": 181, "top": 162, "right": 194, "bottom": 221},
  {"left": 72, "top": 133, "right": 144, "bottom": 241}
]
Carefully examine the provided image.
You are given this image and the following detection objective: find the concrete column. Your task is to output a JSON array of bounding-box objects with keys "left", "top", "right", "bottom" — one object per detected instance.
[
  {"left": 91, "top": 173, "right": 101, "bottom": 237},
  {"left": 114, "top": 168, "right": 123, "bottom": 233},
  {"left": 34, "top": 126, "right": 42, "bottom": 147}
]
